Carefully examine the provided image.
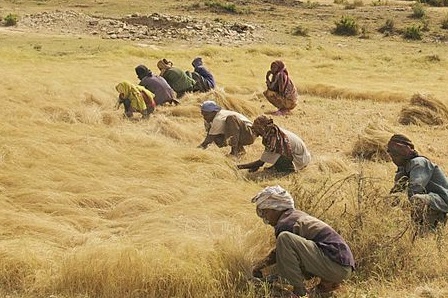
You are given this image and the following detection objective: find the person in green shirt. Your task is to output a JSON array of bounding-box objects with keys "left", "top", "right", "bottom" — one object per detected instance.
[{"left": 157, "top": 58, "right": 196, "bottom": 99}]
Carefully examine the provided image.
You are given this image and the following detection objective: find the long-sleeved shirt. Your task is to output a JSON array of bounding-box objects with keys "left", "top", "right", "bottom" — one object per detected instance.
[
  {"left": 139, "top": 75, "right": 175, "bottom": 105},
  {"left": 260, "top": 128, "right": 311, "bottom": 171},
  {"left": 161, "top": 67, "right": 195, "bottom": 94},
  {"left": 395, "top": 156, "right": 448, "bottom": 213},
  {"left": 275, "top": 209, "right": 355, "bottom": 269},
  {"left": 194, "top": 65, "right": 216, "bottom": 89}
]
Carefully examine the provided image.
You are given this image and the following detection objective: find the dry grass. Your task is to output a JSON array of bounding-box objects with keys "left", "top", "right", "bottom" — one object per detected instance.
[
  {"left": 1, "top": 1, "right": 448, "bottom": 297},
  {"left": 399, "top": 93, "right": 448, "bottom": 126},
  {"left": 351, "top": 120, "right": 395, "bottom": 161}
]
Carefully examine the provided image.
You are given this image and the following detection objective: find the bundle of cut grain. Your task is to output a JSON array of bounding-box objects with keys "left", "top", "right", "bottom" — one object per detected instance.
[
  {"left": 351, "top": 121, "right": 394, "bottom": 161},
  {"left": 182, "top": 89, "right": 261, "bottom": 118},
  {"left": 317, "top": 155, "right": 349, "bottom": 173},
  {"left": 398, "top": 93, "right": 448, "bottom": 125}
]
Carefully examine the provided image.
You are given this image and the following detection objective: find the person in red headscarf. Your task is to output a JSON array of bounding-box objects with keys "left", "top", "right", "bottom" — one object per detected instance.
[
  {"left": 263, "top": 60, "right": 299, "bottom": 116},
  {"left": 237, "top": 115, "right": 310, "bottom": 173},
  {"left": 387, "top": 134, "right": 448, "bottom": 235}
]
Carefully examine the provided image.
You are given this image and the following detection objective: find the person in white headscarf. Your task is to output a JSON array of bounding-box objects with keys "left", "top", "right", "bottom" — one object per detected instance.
[
  {"left": 251, "top": 185, "right": 355, "bottom": 298},
  {"left": 197, "top": 100, "right": 256, "bottom": 156}
]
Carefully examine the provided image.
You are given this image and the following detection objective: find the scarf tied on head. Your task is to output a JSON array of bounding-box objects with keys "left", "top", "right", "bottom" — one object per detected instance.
[
  {"left": 157, "top": 59, "right": 173, "bottom": 76},
  {"left": 251, "top": 185, "right": 295, "bottom": 219},
  {"left": 135, "top": 65, "right": 152, "bottom": 80},
  {"left": 115, "top": 81, "right": 154, "bottom": 112},
  {"left": 270, "top": 60, "right": 291, "bottom": 97},
  {"left": 253, "top": 115, "right": 292, "bottom": 159},
  {"left": 387, "top": 134, "right": 418, "bottom": 159}
]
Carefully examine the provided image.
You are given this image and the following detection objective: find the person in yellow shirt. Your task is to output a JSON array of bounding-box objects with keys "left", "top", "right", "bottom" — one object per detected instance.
[{"left": 115, "top": 81, "right": 155, "bottom": 119}]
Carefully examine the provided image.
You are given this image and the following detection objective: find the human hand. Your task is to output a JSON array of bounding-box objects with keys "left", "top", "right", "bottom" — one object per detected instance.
[
  {"left": 248, "top": 166, "right": 259, "bottom": 173},
  {"left": 252, "top": 267, "right": 263, "bottom": 278}
]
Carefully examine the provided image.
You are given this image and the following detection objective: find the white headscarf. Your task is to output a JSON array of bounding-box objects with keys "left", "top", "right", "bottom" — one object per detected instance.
[{"left": 251, "top": 185, "right": 295, "bottom": 219}]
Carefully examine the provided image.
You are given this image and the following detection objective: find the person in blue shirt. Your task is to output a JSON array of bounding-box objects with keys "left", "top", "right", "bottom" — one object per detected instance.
[
  {"left": 387, "top": 134, "right": 448, "bottom": 235},
  {"left": 190, "top": 57, "right": 216, "bottom": 92}
]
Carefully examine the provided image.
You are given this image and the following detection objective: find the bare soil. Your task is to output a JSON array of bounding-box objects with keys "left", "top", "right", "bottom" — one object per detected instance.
[{"left": 2, "top": 1, "right": 448, "bottom": 45}]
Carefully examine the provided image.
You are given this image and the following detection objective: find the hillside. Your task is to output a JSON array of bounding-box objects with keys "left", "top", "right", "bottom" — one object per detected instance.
[{"left": 1, "top": 0, "right": 448, "bottom": 297}]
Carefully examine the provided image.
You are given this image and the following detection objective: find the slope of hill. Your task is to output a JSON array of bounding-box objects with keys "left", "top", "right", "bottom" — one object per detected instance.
[{"left": 1, "top": 1, "right": 448, "bottom": 297}]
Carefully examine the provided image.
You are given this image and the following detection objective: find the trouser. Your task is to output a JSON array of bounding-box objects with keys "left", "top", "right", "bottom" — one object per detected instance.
[
  {"left": 410, "top": 194, "right": 447, "bottom": 236},
  {"left": 213, "top": 115, "right": 256, "bottom": 152},
  {"left": 273, "top": 155, "right": 295, "bottom": 172},
  {"left": 122, "top": 98, "right": 150, "bottom": 119},
  {"left": 191, "top": 72, "right": 211, "bottom": 92},
  {"left": 263, "top": 90, "right": 297, "bottom": 110},
  {"left": 276, "top": 231, "right": 352, "bottom": 295}
]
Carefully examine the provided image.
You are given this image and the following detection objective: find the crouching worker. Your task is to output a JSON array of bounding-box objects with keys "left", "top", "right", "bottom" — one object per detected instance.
[
  {"left": 190, "top": 57, "right": 216, "bottom": 92},
  {"left": 251, "top": 185, "right": 355, "bottom": 298},
  {"left": 135, "top": 64, "right": 178, "bottom": 106},
  {"left": 237, "top": 115, "right": 310, "bottom": 173},
  {"left": 157, "top": 58, "right": 196, "bottom": 99},
  {"left": 387, "top": 134, "right": 448, "bottom": 236},
  {"left": 263, "top": 60, "right": 299, "bottom": 116},
  {"left": 198, "top": 100, "right": 256, "bottom": 157},
  {"left": 115, "top": 81, "right": 155, "bottom": 120}
]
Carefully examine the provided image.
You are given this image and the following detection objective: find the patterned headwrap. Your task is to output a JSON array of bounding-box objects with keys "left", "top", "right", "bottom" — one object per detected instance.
[
  {"left": 253, "top": 115, "right": 292, "bottom": 159},
  {"left": 387, "top": 134, "right": 418, "bottom": 159},
  {"left": 270, "top": 60, "right": 290, "bottom": 97},
  {"left": 115, "top": 81, "right": 148, "bottom": 112},
  {"left": 157, "top": 59, "right": 173, "bottom": 76},
  {"left": 251, "top": 185, "right": 295, "bottom": 219}
]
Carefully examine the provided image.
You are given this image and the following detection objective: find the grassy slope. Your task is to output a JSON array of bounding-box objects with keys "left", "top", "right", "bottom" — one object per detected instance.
[{"left": 1, "top": 1, "right": 448, "bottom": 297}]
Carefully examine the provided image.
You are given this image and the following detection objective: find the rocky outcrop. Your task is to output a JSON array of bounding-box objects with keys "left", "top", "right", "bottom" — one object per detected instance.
[{"left": 19, "top": 10, "right": 261, "bottom": 45}]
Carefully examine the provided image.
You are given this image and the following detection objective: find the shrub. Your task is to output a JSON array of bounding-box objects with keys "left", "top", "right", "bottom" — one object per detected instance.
[
  {"left": 378, "top": 18, "right": 395, "bottom": 35},
  {"left": 292, "top": 25, "right": 309, "bottom": 36},
  {"left": 204, "top": 1, "right": 239, "bottom": 13},
  {"left": 345, "top": 0, "right": 363, "bottom": 8},
  {"left": 4, "top": 13, "right": 18, "bottom": 26},
  {"left": 371, "top": 0, "right": 389, "bottom": 6},
  {"left": 411, "top": 3, "right": 426, "bottom": 18},
  {"left": 421, "top": 16, "right": 430, "bottom": 31},
  {"left": 333, "top": 15, "right": 359, "bottom": 36},
  {"left": 441, "top": 13, "right": 448, "bottom": 29},
  {"left": 403, "top": 24, "right": 423, "bottom": 40},
  {"left": 420, "top": 0, "right": 448, "bottom": 6},
  {"left": 360, "top": 25, "right": 370, "bottom": 39},
  {"left": 303, "top": 0, "right": 320, "bottom": 8}
]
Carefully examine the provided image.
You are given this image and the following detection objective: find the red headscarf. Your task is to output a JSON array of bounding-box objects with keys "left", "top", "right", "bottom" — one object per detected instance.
[
  {"left": 270, "top": 60, "right": 290, "bottom": 96},
  {"left": 253, "top": 115, "right": 292, "bottom": 158}
]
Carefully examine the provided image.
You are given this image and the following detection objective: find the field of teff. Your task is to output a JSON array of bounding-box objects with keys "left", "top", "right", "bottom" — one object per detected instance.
[{"left": 1, "top": 0, "right": 448, "bottom": 297}]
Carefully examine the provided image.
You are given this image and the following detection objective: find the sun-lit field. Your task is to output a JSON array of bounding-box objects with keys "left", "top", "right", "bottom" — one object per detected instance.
[{"left": 1, "top": 0, "right": 448, "bottom": 297}]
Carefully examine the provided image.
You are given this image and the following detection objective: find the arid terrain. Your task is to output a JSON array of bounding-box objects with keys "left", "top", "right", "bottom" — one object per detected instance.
[{"left": 1, "top": 0, "right": 448, "bottom": 297}]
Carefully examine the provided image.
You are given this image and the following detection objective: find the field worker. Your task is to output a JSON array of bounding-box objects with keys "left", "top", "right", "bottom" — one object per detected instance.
[
  {"left": 157, "top": 58, "right": 196, "bottom": 99},
  {"left": 115, "top": 81, "right": 155, "bottom": 119},
  {"left": 135, "top": 64, "right": 179, "bottom": 106},
  {"left": 190, "top": 57, "right": 216, "bottom": 92},
  {"left": 264, "top": 60, "right": 299, "bottom": 116},
  {"left": 251, "top": 185, "right": 355, "bottom": 298},
  {"left": 198, "top": 100, "right": 256, "bottom": 157},
  {"left": 237, "top": 115, "right": 310, "bottom": 173},
  {"left": 387, "top": 134, "right": 448, "bottom": 234}
]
